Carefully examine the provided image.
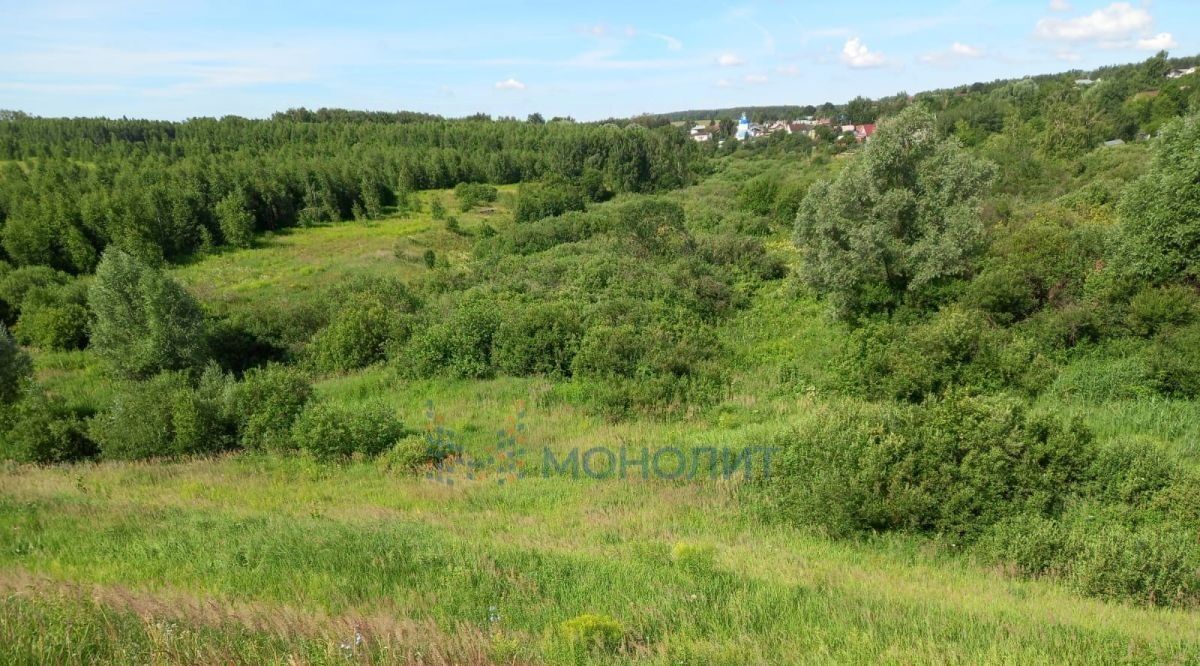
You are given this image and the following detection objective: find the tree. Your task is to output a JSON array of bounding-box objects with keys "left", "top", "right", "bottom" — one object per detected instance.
[
  {"left": 794, "top": 105, "right": 996, "bottom": 320},
  {"left": 0, "top": 323, "right": 32, "bottom": 404},
  {"left": 215, "top": 192, "right": 255, "bottom": 248},
  {"left": 527, "top": 113, "right": 546, "bottom": 125},
  {"left": 88, "top": 249, "right": 209, "bottom": 378},
  {"left": 1114, "top": 115, "right": 1200, "bottom": 284}
]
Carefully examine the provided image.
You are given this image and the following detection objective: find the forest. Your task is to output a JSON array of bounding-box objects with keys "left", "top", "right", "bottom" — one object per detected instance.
[{"left": 2, "top": 50, "right": 1200, "bottom": 663}]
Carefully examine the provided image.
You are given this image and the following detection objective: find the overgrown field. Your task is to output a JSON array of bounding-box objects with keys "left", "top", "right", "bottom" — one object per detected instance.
[{"left": 3, "top": 55, "right": 1200, "bottom": 664}]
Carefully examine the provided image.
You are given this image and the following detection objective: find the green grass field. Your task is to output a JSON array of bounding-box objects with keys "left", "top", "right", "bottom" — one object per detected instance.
[{"left": 5, "top": 175, "right": 1200, "bottom": 664}]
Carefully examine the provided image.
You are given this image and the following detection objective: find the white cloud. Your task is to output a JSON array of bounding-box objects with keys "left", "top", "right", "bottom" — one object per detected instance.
[
  {"left": 1034, "top": 2, "right": 1152, "bottom": 42},
  {"left": 776, "top": 64, "right": 801, "bottom": 77},
  {"left": 1137, "top": 32, "right": 1177, "bottom": 50},
  {"left": 716, "top": 78, "right": 733, "bottom": 88},
  {"left": 950, "top": 42, "right": 983, "bottom": 57},
  {"left": 717, "top": 52, "right": 744, "bottom": 66},
  {"left": 744, "top": 73, "right": 768, "bottom": 84},
  {"left": 921, "top": 41, "right": 985, "bottom": 65},
  {"left": 494, "top": 78, "right": 526, "bottom": 90},
  {"left": 1049, "top": 0, "right": 1071, "bottom": 12},
  {"left": 841, "top": 38, "right": 885, "bottom": 68},
  {"left": 647, "top": 32, "right": 683, "bottom": 51}
]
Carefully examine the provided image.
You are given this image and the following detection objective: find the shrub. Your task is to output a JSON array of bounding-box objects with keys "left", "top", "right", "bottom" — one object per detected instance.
[
  {"left": 398, "top": 298, "right": 501, "bottom": 379},
  {"left": 558, "top": 614, "right": 624, "bottom": 653},
  {"left": 1113, "top": 115, "right": 1200, "bottom": 283},
  {"left": 513, "top": 182, "right": 585, "bottom": 224},
  {"left": 767, "top": 395, "right": 1096, "bottom": 538},
  {"left": 430, "top": 197, "right": 447, "bottom": 220},
  {"left": 454, "top": 182, "right": 498, "bottom": 211},
  {"left": 492, "top": 302, "right": 584, "bottom": 377},
  {"left": 88, "top": 249, "right": 209, "bottom": 378},
  {"left": 90, "top": 370, "right": 235, "bottom": 460},
  {"left": 229, "top": 364, "right": 313, "bottom": 451},
  {"left": 0, "top": 324, "right": 33, "bottom": 405},
  {"left": 308, "top": 299, "right": 409, "bottom": 373},
  {"left": 215, "top": 192, "right": 256, "bottom": 248},
  {"left": 14, "top": 302, "right": 89, "bottom": 350},
  {"left": 422, "top": 249, "right": 436, "bottom": 268},
  {"left": 377, "top": 434, "right": 448, "bottom": 472},
  {"left": 1128, "top": 284, "right": 1197, "bottom": 337},
  {"left": 0, "top": 391, "right": 95, "bottom": 464},
  {"left": 291, "top": 401, "right": 406, "bottom": 459},
  {"left": 1145, "top": 322, "right": 1200, "bottom": 397},
  {"left": 0, "top": 265, "right": 69, "bottom": 320},
  {"left": 737, "top": 174, "right": 780, "bottom": 216}
]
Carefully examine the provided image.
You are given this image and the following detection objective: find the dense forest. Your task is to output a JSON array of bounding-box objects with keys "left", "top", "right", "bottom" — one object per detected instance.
[{"left": 3, "top": 49, "right": 1200, "bottom": 626}]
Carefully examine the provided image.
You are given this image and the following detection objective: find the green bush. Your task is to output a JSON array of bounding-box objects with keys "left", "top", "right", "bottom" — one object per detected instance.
[
  {"left": 841, "top": 307, "right": 1006, "bottom": 401},
  {"left": 229, "top": 364, "right": 313, "bottom": 451},
  {"left": 88, "top": 249, "right": 209, "bottom": 378},
  {"left": 14, "top": 302, "right": 89, "bottom": 350},
  {"left": 0, "top": 391, "right": 95, "bottom": 464},
  {"left": 0, "top": 324, "right": 33, "bottom": 405},
  {"left": 291, "top": 401, "right": 407, "bottom": 459},
  {"left": 398, "top": 298, "right": 501, "bottom": 379},
  {"left": 454, "top": 182, "right": 498, "bottom": 211},
  {"left": 513, "top": 182, "right": 585, "bottom": 224},
  {"left": 0, "top": 265, "right": 69, "bottom": 321},
  {"left": 377, "top": 434, "right": 449, "bottom": 472},
  {"left": 492, "top": 301, "right": 584, "bottom": 377},
  {"left": 737, "top": 174, "right": 780, "bottom": 216},
  {"left": 308, "top": 300, "right": 409, "bottom": 373},
  {"left": 1146, "top": 322, "right": 1200, "bottom": 397},
  {"left": 767, "top": 395, "right": 1095, "bottom": 538},
  {"left": 557, "top": 613, "right": 624, "bottom": 653},
  {"left": 1128, "top": 284, "right": 1197, "bottom": 336},
  {"left": 215, "top": 192, "right": 256, "bottom": 248},
  {"left": 90, "top": 370, "right": 235, "bottom": 460}
]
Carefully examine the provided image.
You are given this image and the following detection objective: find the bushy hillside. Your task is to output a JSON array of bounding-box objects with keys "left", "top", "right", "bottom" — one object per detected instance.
[{"left": 2, "top": 52, "right": 1200, "bottom": 663}]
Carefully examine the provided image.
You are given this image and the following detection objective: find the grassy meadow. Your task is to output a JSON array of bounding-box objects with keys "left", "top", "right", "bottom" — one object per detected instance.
[{"left": 2, "top": 165, "right": 1200, "bottom": 664}]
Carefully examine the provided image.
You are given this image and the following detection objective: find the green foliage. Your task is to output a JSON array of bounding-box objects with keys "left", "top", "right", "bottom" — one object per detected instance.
[
  {"left": 768, "top": 395, "right": 1095, "bottom": 538},
  {"left": 513, "top": 182, "right": 585, "bottom": 224},
  {"left": 215, "top": 193, "right": 256, "bottom": 248},
  {"left": 14, "top": 302, "right": 88, "bottom": 350},
  {"left": 398, "top": 298, "right": 501, "bottom": 379},
  {"left": 88, "top": 249, "right": 208, "bottom": 378},
  {"left": 377, "top": 434, "right": 449, "bottom": 472},
  {"left": 0, "top": 391, "right": 95, "bottom": 463},
  {"left": 89, "top": 370, "right": 235, "bottom": 460},
  {"left": 0, "top": 324, "right": 32, "bottom": 405},
  {"left": 794, "top": 106, "right": 996, "bottom": 320},
  {"left": 737, "top": 175, "right": 780, "bottom": 216},
  {"left": 307, "top": 279, "right": 418, "bottom": 373},
  {"left": 670, "top": 542, "right": 717, "bottom": 573},
  {"left": 454, "top": 182, "right": 498, "bottom": 211},
  {"left": 430, "top": 197, "right": 447, "bottom": 220},
  {"left": 229, "top": 364, "right": 313, "bottom": 451},
  {"left": 0, "top": 265, "right": 69, "bottom": 322},
  {"left": 291, "top": 401, "right": 406, "bottom": 459},
  {"left": 557, "top": 613, "right": 624, "bottom": 653},
  {"left": 1146, "top": 322, "right": 1200, "bottom": 398},
  {"left": 1114, "top": 115, "right": 1200, "bottom": 283},
  {"left": 492, "top": 301, "right": 584, "bottom": 377},
  {"left": 1128, "top": 284, "right": 1198, "bottom": 336}
]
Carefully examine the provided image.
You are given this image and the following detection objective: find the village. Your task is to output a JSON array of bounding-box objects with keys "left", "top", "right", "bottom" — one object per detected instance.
[{"left": 686, "top": 112, "right": 876, "bottom": 145}]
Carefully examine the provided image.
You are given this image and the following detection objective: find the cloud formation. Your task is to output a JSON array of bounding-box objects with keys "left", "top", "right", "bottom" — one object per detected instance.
[
  {"left": 920, "top": 41, "right": 984, "bottom": 65},
  {"left": 1136, "top": 32, "right": 1178, "bottom": 50},
  {"left": 841, "top": 38, "right": 885, "bottom": 68},
  {"left": 717, "top": 52, "right": 744, "bottom": 67},
  {"left": 494, "top": 78, "right": 526, "bottom": 90},
  {"left": 1034, "top": 2, "right": 1151, "bottom": 42}
]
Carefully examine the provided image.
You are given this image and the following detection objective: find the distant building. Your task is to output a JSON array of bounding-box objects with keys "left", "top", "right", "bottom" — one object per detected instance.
[
  {"left": 1075, "top": 78, "right": 1096, "bottom": 86},
  {"left": 689, "top": 123, "right": 714, "bottom": 142},
  {"left": 853, "top": 123, "right": 877, "bottom": 142},
  {"left": 1167, "top": 67, "right": 1198, "bottom": 79},
  {"left": 735, "top": 113, "right": 752, "bottom": 141}
]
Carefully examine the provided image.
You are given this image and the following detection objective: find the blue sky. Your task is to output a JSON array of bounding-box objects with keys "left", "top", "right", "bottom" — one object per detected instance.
[{"left": 1, "top": 1, "right": 1195, "bottom": 120}]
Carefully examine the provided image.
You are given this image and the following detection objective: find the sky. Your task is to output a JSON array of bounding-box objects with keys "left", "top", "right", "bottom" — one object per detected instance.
[{"left": 1, "top": 0, "right": 1196, "bottom": 121}]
